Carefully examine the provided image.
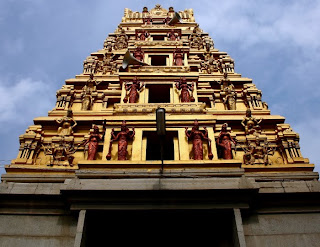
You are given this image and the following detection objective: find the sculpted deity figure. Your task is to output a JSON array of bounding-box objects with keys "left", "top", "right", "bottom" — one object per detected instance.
[
  {"left": 243, "top": 138, "right": 274, "bottom": 166},
  {"left": 173, "top": 48, "right": 184, "bottom": 66},
  {"left": 55, "top": 110, "right": 77, "bottom": 136},
  {"left": 124, "top": 76, "right": 144, "bottom": 103},
  {"left": 223, "top": 84, "right": 236, "bottom": 110},
  {"left": 175, "top": 77, "right": 194, "bottom": 102},
  {"left": 144, "top": 16, "right": 153, "bottom": 25},
  {"left": 81, "top": 74, "right": 101, "bottom": 110},
  {"left": 114, "top": 29, "right": 128, "bottom": 50},
  {"left": 216, "top": 123, "right": 236, "bottom": 159},
  {"left": 108, "top": 121, "right": 135, "bottom": 160},
  {"left": 82, "top": 74, "right": 100, "bottom": 94},
  {"left": 167, "top": 29, "right": 179, "bottom": 41},
  {"left": 241, "top": 109, "right": 262, "bottom": 135},
  {"left": 204, "top": 36, "right": 214, "bottom": 51},
  {"left": 133, "top": 47, "right": 144, "bottom": 62},
  {"left": 43, "top": 140, "right": 77, "bottom": 167},
  {"left": 83, "top": 126, "right": 102, "bottom": 160},
  {"left": 81, "top": 93, "right": 93, "bottom": 111},
  {"left": 185, "top": 120, "right": 213, "bottom": 160},
  {"left": 137, "top": 31, "right": 149, "bottom": 41},
  {"left": 102, "top": 54, "right": 117, "bottom": 74}
]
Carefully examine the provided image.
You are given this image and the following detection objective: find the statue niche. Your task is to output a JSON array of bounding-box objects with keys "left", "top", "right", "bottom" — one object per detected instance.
[
  {"left": 136, "top": 30, "right": 149, "bottom": 41},
  {"left": 114, "top": 28, "right": 129, "bottom": 50},
  {"left": 216, "top": 123, "right": 237, "bottom": 160},
  {"left": 242, "top": 137, "right": 275, "bottom": 166},
  {"left": 185, "top": 120, "right": 213, "bottom": 160},
  {"left": 241, "top": 109, "right": 262, "bottom": 135},
  {"left": 15, "top": 125, "right": 43, "bottom": 165},
  {"left": 123, "top": 76, "right": 144, "bottom": 103},
  {"left": 81, "top": 74, "right": 101, "bottom": 111},
  {"left": 218, "top": 55, "right": 235, "bottom": 74},
  {"left": 43, "top": 139, "right": 77, "bottom": 167},
  {"left": 217, "top": 73, "right": 237, "bottom": 110},
  {"left": 107, "top": 120, "right": 135, "bottom": 160},
  {"left": 55, "top": 85, "right": 74, "bottom": 110},
  {"left": 175, "top": 77, "right": 194, "bottom": 102},
  {"left": 201, "top": 53, "right": 219, "bottom": 74},
  {"left": 189, "top": 25, "right": 204, "bottom": 50},
  {"left": 82, "top": 125, "right": 103, "bottom": 160},
  {"left": 102, "top": 54, "right": 117, "bottom": 75},
  {"left": 133, "top": 47, "right": 144, "bottom": 62},
  {"left": 55, "top": 110, "right": 77, "bottom": 136},
  {"left": 167, "top": 29, "right": 180, "bottom": 41},
  {"left": 173, "top": 48, "right": 184, "bottom": 66},
  {"left": 83, "top": 56, "right": 100, "bottom": 75}
]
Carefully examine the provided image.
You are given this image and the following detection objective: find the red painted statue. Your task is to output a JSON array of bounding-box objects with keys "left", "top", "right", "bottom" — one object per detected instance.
[
  {"left": 185, "top": 120, "right": 213, "bottom": 160},
  {"left": 175, "top": 77, "right": 194, "bottom": 102},
  {"left": 133, "top": 47, "right": 144, "bottom": 62},
  {"left": 124, "top": 76, "right": 144, "bottom": 103},
  {"left": 144, "top": 16, "right": 152, "bottom": 25},
  {"left": 110, "top": 121, "right": 135, "bottom": 160},
  {"left": 167, "top": 29, "right": 179, "bottom": 41},
  {"left": 173, "top": 48, "right": 184, "bottom": 66},
  {"left": 83, "top": 125, "right": 102, "bottom": 160},
  {"left": 216, "top": 123, "right": 236, "bottom": 159},
  {"left": 138, "top": 31, "right": 149, "bottom": 41}
]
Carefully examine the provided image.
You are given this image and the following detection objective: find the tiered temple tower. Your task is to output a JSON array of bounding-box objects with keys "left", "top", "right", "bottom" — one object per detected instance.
[{"left": 1, "top": 5, "right": 320, "bottom": 247}]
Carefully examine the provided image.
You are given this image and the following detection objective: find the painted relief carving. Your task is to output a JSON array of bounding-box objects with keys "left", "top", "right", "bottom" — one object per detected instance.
[
  {"left": 82, "top": 125, "right": 102, "bottom": 160},
  {"left": 215, "top": 73, "right": 237, "bottom": 110},
  {"left": 241, "top": 109, "right": 262, "bottom": 135},
  {"left": 43, "top": 139, "right": 77, "bottom": 167},
  {"left": 133, "top": 46, "right": 144, "bottom": 62},
  {"left": 167, "top": 29, "right": 180, "bottom": 41},
  {"left": 175, "top": 77, "right": 194, "bottom": 102},
  {"left": 55, "top": 110, "right": 77, "bottom": 136},
  {"left": 242, "top": 137, "right": 275, "bottom": 166},
  {"left": 136, "top": 30, "right": 149, "bottom": 41},
  {"left": 107, "top": 120, "right": 135, "bottom": 160},
  {"left": 201, "top": 53, "right": 219, "bottom": 74},
  {"left": 185, "top": 120, "right": 213, "bottom": 160},
  {"left": 204, "top": 36, "right": 214, "bottom": 51},
  {"left": 143, "top": 16, "right": 153, "bottom": 25},
  {"left": 173, "top": 48, "right": 184, "bottom": 66},
  {"left": 190, "top": 24, "right": 204, "bottom": 50},
  {"left": 102, "top": 54, "right": 117, "bottom": 75},
  {"left": 114, "top": 28, "right": 129, "bottom": 50},
  {"left": 216, "top": 123, "right": 236, "bottom": 159},
  {"left": 124, "top": 76, "right": 144, "bottom": 103},
  {"left": 81, "top": 74, "right": 100, "bottom": 110}
]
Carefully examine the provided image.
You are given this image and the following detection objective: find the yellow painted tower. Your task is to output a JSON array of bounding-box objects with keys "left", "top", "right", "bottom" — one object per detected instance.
[
  {"left": 1, "top": 5, "right": 320, "bottom": 247},
  {"left": 4, "top": 4, "right": 315, "bottom": 180}
]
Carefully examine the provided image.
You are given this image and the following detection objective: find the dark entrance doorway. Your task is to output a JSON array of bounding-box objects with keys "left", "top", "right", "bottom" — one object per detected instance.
[{"left": 85, "top": 210, "right": 234, "bottom": 246}]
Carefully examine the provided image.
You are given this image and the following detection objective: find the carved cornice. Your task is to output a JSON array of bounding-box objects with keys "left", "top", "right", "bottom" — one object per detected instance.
[{"left": 114, "top": 102, "right": 206, "bottom": 113}]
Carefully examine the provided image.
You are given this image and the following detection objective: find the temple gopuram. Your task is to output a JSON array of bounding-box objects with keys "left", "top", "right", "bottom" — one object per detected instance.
[{"left": 1, "top": 5, "right": 320, "bottom": 247}]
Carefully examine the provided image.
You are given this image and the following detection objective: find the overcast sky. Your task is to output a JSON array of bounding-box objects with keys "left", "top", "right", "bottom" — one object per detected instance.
[{"left": 0, "top": 0, "right": 319, "bottom": 175}]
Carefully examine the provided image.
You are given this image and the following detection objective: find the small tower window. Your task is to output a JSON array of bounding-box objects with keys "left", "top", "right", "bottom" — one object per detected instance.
[
  {"left": 144, "top": 131, "right": 178, "bottom": 160},
  {"left": 148, "top": 84, "right": 171, "bottom": 103},
  {"left": 152, "top": 35, "right": 166, "bottom": 40},
  {"left": 150, "top": 55, "right": 168, "bottom": 66}
]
